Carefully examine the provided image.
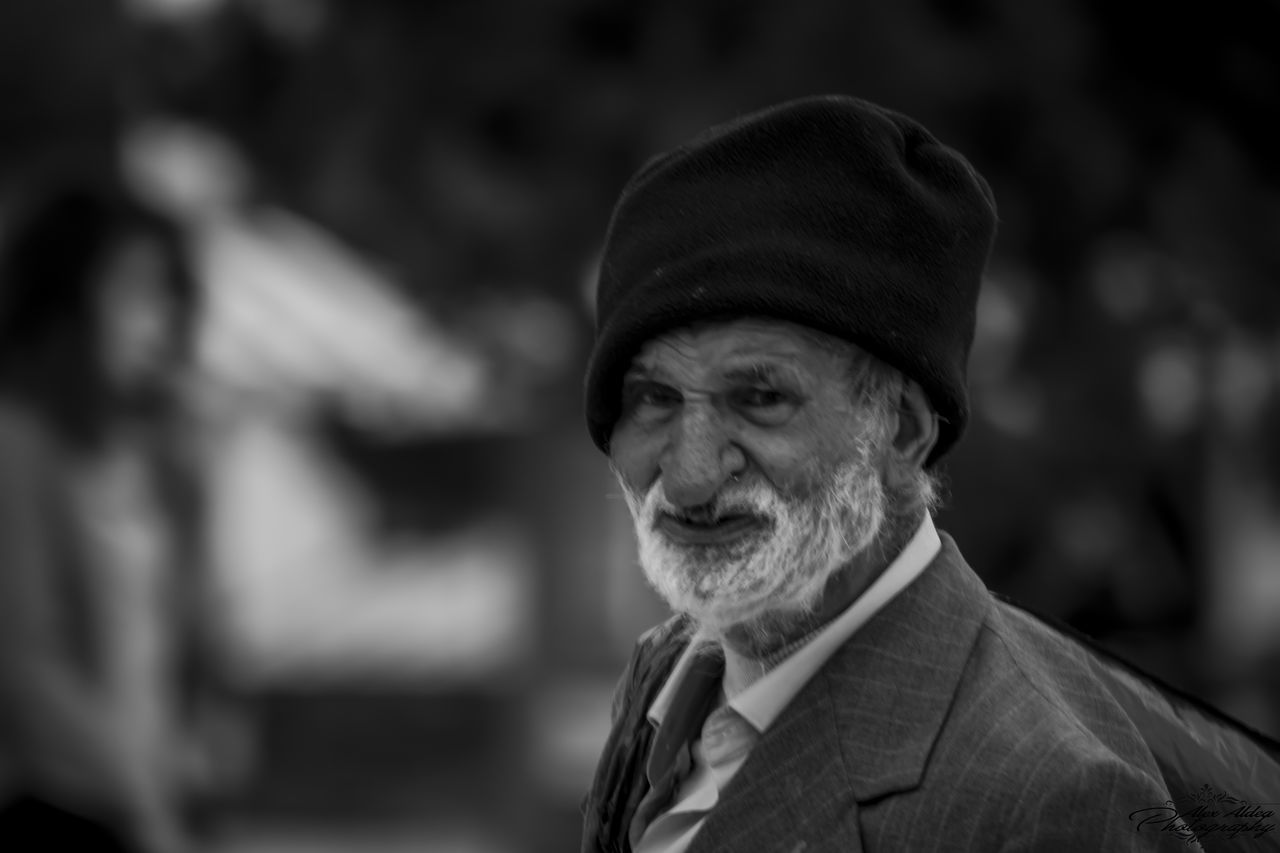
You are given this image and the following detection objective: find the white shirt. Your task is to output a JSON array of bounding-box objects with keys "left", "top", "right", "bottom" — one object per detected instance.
[{"left": 633, "top": 514, "right": 942, "bottom": 853}]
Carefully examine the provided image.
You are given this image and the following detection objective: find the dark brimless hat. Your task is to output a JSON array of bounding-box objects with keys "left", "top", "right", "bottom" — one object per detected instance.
[{"left": 584, "top": 94, "right": 998, "bottom": 467}]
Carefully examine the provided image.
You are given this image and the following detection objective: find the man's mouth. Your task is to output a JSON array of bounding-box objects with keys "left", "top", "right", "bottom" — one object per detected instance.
[{"left": 655, "top": 511, "right": 768, "bottom": 546}]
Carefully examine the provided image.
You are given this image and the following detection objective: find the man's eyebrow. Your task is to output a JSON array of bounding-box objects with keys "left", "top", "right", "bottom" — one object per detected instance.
[
  {"left": 722, "top": 362, "right": 801, "bottom": 383},
  {"left": 623, "top": 359, "right": 804, "bottom": 384},
  {"left": 622, "top": 363, "right": 667, "bottom": 383}
]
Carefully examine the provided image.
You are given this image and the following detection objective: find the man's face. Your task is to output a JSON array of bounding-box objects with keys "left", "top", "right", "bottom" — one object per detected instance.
[{"left": 609, "top": 318, "right": 893, "bottom": 644}]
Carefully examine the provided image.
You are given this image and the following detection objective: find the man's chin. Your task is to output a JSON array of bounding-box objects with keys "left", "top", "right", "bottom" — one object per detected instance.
[
  {"left": 641, "top": 538, "right": 833, "bottom": 654},
  {"left": 647, "top": 572, "right": 769, "bottom": 632}
]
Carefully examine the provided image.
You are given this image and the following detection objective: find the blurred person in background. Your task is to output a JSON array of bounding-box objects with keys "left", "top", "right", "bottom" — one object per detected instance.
[
  {"left": 580, "top": 95, "right": 1278, "bottom": 852},
  {"left": 0, "top": 168, "right": 245, "bottom": 853}
]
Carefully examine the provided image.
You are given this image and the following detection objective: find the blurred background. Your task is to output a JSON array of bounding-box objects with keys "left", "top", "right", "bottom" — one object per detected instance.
[{"left": 0, "top": 0, "right": 1277, "bottom": 851}]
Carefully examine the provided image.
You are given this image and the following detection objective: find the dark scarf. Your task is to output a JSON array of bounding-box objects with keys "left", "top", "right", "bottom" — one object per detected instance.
[{"left": 581, "top": 618, "right": 693, "bottom": 853}]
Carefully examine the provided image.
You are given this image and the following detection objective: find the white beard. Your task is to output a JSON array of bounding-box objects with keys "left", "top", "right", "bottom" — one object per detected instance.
[{"left": 618, "top": 441, "right": 887, "bottom": 648}]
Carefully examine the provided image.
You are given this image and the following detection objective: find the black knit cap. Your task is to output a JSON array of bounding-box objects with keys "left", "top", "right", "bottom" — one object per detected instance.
[{"left": 585, "top": 94, "right": 997, "bottom": 466}]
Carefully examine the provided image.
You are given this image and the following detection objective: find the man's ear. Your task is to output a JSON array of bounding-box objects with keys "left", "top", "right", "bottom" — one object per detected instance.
[{"left": 885, "top": 379, "right": 938, "bottom": 486}]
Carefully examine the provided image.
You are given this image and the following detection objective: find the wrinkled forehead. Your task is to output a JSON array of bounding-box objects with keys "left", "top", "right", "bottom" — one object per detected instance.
[
  {"left": 632, "top": 315, "right": 849, "bottom": 361},
  {"left": 628, "top": 316, "right": 854, "bottom": 380}
]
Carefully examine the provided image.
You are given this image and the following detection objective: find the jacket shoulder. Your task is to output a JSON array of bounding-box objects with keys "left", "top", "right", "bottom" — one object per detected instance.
[
  {"left": 867, "top": 603, "right": 1188, "bottom": 849},
  {"left": 955, "top": 600, "right": 1162, "bottom": 768}
]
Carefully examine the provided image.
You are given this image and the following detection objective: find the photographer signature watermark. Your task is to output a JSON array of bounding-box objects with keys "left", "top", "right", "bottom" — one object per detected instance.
[{"left": 1130, "top": 784, "right": 1277, "bottom": 845}]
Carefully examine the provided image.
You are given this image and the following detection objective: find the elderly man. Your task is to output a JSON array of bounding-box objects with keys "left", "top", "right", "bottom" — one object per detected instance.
[{"left": 578, "top": 95, "right": 1280, "bottom": 853}]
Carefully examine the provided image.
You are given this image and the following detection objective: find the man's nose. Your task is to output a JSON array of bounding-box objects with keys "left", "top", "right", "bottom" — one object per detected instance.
[{"left": 660, "top": 404, "right": 745, "bottom": 508}]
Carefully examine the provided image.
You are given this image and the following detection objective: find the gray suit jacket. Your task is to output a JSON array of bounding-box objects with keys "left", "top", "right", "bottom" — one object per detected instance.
[{"left": 583, "top": 534, "right": 1278, "bottom": 851}]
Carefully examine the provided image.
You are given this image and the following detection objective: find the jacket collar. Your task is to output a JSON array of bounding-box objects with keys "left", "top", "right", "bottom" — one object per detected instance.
[{"left": 816, "top": 532, "right": 990, "bottom": 801}]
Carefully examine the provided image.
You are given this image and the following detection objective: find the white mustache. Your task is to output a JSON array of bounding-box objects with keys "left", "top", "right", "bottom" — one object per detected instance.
[{"left": 638, "top": 481, "right": 780, "bottom": 530}]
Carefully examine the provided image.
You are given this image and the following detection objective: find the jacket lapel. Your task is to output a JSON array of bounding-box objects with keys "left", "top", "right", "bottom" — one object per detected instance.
[{"left": 688, "top": 535, "right": 991, "bottom": 852}]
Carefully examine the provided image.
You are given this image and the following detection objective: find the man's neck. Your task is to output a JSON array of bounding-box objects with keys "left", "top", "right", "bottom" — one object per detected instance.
[{"left": 721, "top": 623, "right": 827, "bottom": 697}]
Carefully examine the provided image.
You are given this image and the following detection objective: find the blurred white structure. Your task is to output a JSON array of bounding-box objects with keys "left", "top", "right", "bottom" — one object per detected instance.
[{"left": 122, "top": 119, "right": 537, "bottom": 687}]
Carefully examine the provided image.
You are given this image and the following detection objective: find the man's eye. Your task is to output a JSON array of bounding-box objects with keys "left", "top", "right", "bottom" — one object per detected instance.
[
  {"left": 736, "top": 387, "right": 788, "bottom": 408},
  {"left": 623, "top": 383, "right": 681, "bottom": 416},
  {"left": 731, "top": 387, "right": 798, "bottom": 423}
]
